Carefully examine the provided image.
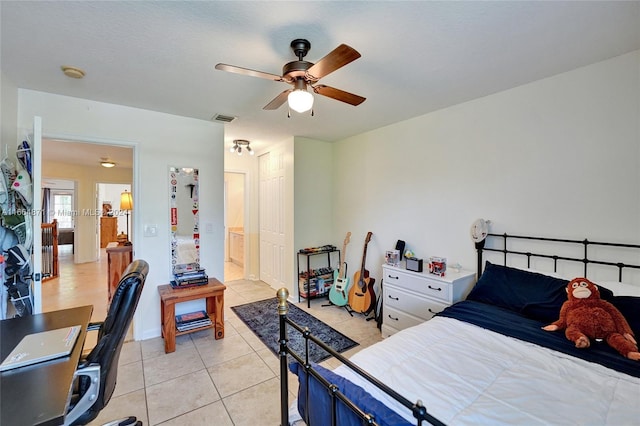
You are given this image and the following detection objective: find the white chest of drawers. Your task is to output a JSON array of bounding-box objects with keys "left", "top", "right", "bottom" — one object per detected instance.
[{"left": 381, "top": 264, "right": 476, "bottom": 338}]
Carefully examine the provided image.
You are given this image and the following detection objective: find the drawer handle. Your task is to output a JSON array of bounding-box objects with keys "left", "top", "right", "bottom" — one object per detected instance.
[
  {"left": 387, "top": 314, "right": 399, "bottom": 321},
  {"left": 388, "top": 275, "right": 399, "bottom": 280},
  {"left": 428, "top": 285, "right": 442, "bottom": 292},
  {"left": 387, "top": 295, "right": 399, "bottom": 301}
]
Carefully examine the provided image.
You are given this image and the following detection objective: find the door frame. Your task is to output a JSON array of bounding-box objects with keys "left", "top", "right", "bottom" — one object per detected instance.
[{"left": 37, "top": 131, "right": 140, "bottom": 337}]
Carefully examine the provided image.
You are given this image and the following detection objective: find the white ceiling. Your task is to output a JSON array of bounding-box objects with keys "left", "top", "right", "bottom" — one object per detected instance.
[
  {"left": 2, "top": 1, "right": 639, "bottom": 155},
  {"left": 42, "top": 139, "right": 133, "bottom": 169}
]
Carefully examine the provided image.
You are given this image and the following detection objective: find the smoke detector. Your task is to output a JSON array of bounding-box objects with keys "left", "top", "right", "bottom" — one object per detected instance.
[{"left": 61, "top": 65, "right": 85, "bottom": 79}]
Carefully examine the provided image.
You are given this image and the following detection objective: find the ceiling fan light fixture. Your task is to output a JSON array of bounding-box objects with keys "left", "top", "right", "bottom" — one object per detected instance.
[{"left": 288, "top": 89, "right": 314, "bottom": 113}]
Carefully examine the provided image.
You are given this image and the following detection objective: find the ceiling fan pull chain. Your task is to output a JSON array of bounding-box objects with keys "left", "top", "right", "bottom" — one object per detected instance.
[{"left": 311, "top": 109, "right": 314, "bottom": 117}]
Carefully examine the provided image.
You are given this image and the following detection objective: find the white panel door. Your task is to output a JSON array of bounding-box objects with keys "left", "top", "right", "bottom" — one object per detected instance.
[{"left": 259, "top": 148, "right": 287, "bottom": 290}]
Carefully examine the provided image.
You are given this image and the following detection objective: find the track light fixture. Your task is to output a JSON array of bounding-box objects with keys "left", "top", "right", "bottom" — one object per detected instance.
[{"left": 230, "top": 139, "right": 254, "bottom": 156}]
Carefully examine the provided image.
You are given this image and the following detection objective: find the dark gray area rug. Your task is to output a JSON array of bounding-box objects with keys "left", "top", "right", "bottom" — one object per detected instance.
[{"left": 231, "top": 297, "right": 358, "bottom": 363}]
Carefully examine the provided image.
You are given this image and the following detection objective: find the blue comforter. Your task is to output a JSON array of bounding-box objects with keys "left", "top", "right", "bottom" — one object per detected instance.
[{"left": 438, "top": 300, "right": 640, "bottom": 378}]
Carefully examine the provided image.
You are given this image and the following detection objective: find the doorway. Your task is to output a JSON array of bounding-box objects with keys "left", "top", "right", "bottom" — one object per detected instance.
[
  {"left": 41, "top": 138, "right": 133, "bottom": 322},
  {"left": 97, "top": 182, "right": 132, "bottom": 252},
  {"left": 224, "top": 172, "right": 245, "bottom": 282}
]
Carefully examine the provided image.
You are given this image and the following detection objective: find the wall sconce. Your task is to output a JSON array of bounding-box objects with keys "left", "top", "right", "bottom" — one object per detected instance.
[{"left": 229, "top": 139, "right": 254, "bottom": 156}]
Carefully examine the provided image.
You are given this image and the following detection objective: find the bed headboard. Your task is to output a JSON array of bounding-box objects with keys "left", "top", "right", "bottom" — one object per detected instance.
[{"left": 476, "top": 233, "right": 640, "bottom": 283}]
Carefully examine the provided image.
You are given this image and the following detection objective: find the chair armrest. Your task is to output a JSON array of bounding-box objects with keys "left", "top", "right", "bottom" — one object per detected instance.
[{"left": 64, "top": 364, "right": 101, "bottom": 426}]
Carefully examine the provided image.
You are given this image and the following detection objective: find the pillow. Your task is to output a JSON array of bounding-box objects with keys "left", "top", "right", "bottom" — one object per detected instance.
[
  {"left": 511, "top": 265, "right": 568, "bottom": 280},
  {"left": 467, "top": 261, "right": 569, "bottom": 323},
  {"left": 608, "top": 296, "right": 640, "bottom": 337},
  {"left": 289, "top": 361, "right": 411, "bottom": 426}
]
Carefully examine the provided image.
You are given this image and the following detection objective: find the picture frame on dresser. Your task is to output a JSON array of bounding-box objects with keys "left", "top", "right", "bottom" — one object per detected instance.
[{"left": 381, "top": 264, "right": 475, "bottom": 338}]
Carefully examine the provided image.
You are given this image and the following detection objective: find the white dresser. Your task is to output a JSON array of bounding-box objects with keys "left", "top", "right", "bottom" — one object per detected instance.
[{"left": 381, "top": 264, "right": 476, "bottom": 338}]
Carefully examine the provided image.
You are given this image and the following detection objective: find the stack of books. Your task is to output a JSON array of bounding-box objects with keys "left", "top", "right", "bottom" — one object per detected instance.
[
  {"left": 175, "top": 310, "right": 212, "bottom": 332},
  {"left": 171, "top": 264, "right": 209, "bottom": 288}
]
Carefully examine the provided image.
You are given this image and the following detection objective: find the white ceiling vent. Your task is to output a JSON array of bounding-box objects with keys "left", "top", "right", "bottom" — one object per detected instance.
[{"left": 211, "top": 113, "right": 237, "bottom": 123}]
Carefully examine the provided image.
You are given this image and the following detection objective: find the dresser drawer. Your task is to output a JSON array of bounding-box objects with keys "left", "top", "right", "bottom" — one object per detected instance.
[
  {"left": 384, "top": 285, "right": 448, "bottom": 321},
  {"left": 383, "top": 306, "right": 424, "bottom": 331},
  {"left": 383, "top": 269, "right": 452, "bottom": 303}
]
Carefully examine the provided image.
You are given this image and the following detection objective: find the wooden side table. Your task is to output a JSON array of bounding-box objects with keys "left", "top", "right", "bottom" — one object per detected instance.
[{"left": 157, "top": 278, "right": 226, "bottom": 353}]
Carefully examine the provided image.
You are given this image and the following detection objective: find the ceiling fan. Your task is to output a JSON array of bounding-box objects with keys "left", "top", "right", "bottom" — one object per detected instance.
[{"left": 215, "top": 39, "right": 365, "bottom": 114}]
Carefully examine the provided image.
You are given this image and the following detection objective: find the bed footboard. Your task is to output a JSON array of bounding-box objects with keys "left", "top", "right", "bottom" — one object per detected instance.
[{"left": 277, "top": 288, "right": 444, "bottom": 426}]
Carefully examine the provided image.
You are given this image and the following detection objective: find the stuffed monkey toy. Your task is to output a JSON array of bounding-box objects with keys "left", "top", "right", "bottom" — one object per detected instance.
[{"left": 543, "top": 277, "right": 640, "bottom": 360}]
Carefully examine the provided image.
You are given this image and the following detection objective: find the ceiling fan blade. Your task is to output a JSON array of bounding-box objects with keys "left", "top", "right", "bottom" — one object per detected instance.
[
  {"left": 215, "top": 63, "right": 283, "bottom": 81},
  {"left": 313, "top": 85, "right": 366, "bottom": 106},
  {"left": 263, "top": 90, "right": 291, "bottom": 110},
  {"left": 306, "top": 44, "right": 361, "bottom": 81}
]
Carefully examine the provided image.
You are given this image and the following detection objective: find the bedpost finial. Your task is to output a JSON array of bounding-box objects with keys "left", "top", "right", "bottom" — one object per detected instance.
[{"left": 277, "top": 288, "right": 289, "bottom": 315}]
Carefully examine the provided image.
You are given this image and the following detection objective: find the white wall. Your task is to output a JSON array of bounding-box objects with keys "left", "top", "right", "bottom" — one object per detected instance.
[
  {"left": 293, "top": 137, "right": 335, "bottom": 284},
  {"left": 18, "top": 90, "right": 224, "bottom": 340},
  {"left": 1, "top": 70, "right": 18, "bottom": 157},
  {"left": 333, "top": 50, "right": 640, "bottom": 286},
  {"left": 224, "top": 172, "right": 244, "bottom": 230}
]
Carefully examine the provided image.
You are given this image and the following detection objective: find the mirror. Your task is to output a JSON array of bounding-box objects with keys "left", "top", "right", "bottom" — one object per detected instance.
[{"left": 169, "top": 167, "right": 200, "bottom": 271}]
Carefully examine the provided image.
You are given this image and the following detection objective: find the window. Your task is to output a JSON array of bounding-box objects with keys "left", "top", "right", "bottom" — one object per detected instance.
[{"left": 53, "top": 193, "right": 73, "bottom": 229}]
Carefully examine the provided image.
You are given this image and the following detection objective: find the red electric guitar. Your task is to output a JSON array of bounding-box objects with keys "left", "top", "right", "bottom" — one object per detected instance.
[{"left": 348, "top": 232, "right": 376, "bottom": 314}]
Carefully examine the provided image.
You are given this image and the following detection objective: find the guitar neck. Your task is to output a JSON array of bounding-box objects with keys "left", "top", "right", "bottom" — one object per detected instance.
[
  {"left": 358, "top": 232, "right": 373, "bottom": 281},
  {"left": 337, "top": 233, "right": 351, "bottom": 279},
  {"left": 359, "top": 247, "right": 368, "bottom": 277}
]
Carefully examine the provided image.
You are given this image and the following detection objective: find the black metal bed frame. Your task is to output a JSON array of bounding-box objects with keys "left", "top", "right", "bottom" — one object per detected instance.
[
  {"left": 476, "top": 233, "right": 640, "bottom": 281},
  {"left": 277, "top": 288, "right": 444, "bottom": 426},
  {"left": 279, "top": 232, "right": 640, "bottom": 426}
]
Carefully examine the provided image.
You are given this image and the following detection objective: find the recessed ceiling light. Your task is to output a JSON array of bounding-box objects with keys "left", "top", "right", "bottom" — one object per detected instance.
[{"left": 61, "top": 65, "right": 85, "bottom": 79}]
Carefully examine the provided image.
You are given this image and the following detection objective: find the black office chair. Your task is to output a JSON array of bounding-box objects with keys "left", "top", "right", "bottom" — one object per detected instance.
[{"left": 64, "top": 259, "right": 149, "bottom": 426}]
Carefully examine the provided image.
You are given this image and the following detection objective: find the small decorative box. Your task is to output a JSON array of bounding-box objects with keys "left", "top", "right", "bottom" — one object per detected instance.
[
  {"left": 428, "top": 257, "right": 447, "bottom": 276},
  {"left": 406, "top": 257, "right": 423, "bottom": 272},
  {"left": 385, "top": 250, "right": 400, "bottom": 266}
]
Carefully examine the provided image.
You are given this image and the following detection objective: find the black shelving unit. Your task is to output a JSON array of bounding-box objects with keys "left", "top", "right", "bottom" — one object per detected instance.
[{"left": 297, "top": 249, "right": 341, "bottom": 308}]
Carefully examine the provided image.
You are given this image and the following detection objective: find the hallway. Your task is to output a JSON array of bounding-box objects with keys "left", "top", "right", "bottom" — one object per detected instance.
[{"left": 42, "top": 245, "right": 109, "bottom": 322}]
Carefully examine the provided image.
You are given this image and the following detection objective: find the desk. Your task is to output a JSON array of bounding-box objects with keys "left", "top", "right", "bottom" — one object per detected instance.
[
  {"left": 1, "top": 306, "right": 93, "bottom": 426},
  {"left": 158, "top": 279, "right": 226, "bottom": 353}
]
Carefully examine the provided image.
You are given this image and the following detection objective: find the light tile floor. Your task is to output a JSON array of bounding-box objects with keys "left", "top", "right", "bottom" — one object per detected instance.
[
  {"left": 42, "top": 249, "right": 383, "bottom": 425},
  {"left": 42, "top": 246, "right": 381, "bottom": 426},
  {"left": 90, "top": 280, "right": 382, "bottom": 425}
]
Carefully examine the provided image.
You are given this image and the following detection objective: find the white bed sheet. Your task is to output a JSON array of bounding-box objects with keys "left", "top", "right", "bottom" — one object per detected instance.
[{"left": 333, "top": 317, "right": 640, "bottom": 425}]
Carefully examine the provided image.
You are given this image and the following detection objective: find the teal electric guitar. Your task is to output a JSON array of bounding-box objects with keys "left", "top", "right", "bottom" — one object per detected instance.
[{"left": 329, "top": 232, "right": 351, "bottom": 306}]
